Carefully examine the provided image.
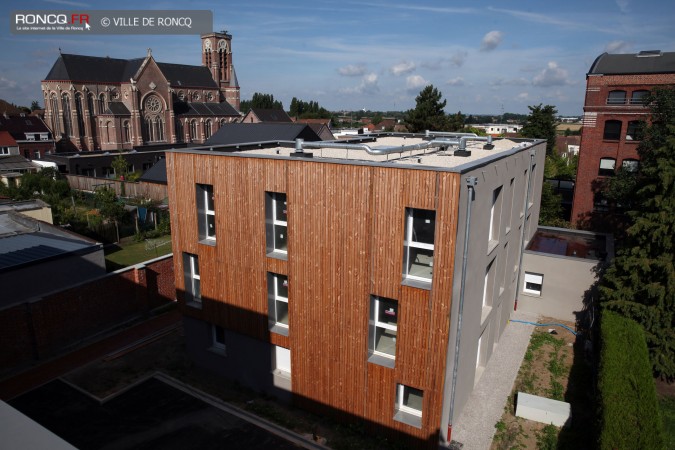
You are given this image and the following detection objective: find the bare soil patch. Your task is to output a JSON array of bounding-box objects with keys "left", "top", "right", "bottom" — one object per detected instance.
[{"left": 491, "top": 318, "right": 594, "bottom": 449}]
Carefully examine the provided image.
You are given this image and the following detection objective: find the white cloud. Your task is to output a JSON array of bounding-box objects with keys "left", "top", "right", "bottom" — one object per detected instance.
[
  {"left": 446, "top": 77, "right": 465, "bottom": 86},
  {"left": 532, "top": 62, "right": 570, "bottom": 87},
  {"left": 450, "top": 50, "right": 468, "bottom": 67},
  {"left": 421, "top": 51, "right": 468, "bottom": 70},
  {"left": 490, "top": 77, "right": 530, "bottom": 86},
  {"left": 389, "top": 61, "right": 416, "bottom": 76},
  {"left": 406, "top": 75, "right": 427, "bottom": 91},
  {"left": 338, "top": 64, "right": 367, "bottom": 77},
  {"left": 605, "top": 40, "right": 630, "bottom": 53},
  {"left": 0, "top": 77, "right": 18, "bottom": 90},
  {"left": 480, "top": 31, "right": 503, "bottom": 52},
  {"left": 516, "top": 92, "right": 530, "bottom": 101},
  {"left": 340, "top": 72, "right": 379, "bottom": 95},
  {"left": 616, "top": 0, "right": 630, "bottom": 13}
]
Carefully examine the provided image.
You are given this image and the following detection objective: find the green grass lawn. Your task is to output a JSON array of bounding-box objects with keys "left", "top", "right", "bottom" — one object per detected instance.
[
  {"left": 661, "top": 395, "right": 675, "bottom": 450},
  {"left": 104, "top": 236, "right": 172, "bottom": 271}
]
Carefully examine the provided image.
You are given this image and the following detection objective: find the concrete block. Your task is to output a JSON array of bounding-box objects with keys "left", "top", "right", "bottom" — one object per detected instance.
[{"left": 515, "top": 392, "right": 570, "bottom": 427}]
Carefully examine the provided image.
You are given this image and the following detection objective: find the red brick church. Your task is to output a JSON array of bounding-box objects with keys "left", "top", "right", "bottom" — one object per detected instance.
[{"left": 41, "top": 32, "right": 241, "bottom": 151}]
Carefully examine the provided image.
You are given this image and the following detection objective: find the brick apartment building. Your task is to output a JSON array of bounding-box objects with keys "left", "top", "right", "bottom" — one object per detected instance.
[
  {"left": 166, "top": 133, "right": 546, "bottom": 447},
  {"left": 41, "top": 32, "right": 240, "bottom": 152},
  {"left": 0, "top": 114, "right": 55, "bottom": 160},
  {"left": 571, "top": 50, "right": 675, "bottom": 225}
]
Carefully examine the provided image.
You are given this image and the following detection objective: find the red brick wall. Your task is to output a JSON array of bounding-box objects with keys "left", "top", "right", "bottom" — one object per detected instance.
[
  {"left": 0, "top": 255, "right": 175, "bottom": 370},
  {"left": 571, "top": 72, "right": 675, "bottom": 225}
]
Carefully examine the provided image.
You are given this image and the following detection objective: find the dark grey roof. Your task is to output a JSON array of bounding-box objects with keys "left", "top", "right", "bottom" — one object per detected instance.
[
  {"left": 45, "top": 54, "right": 218, "bottom": 88},
  {"left": 0, "top": 155, "right": 39, "bottom": 172},
  {"left": 250, "top": 108, "right": 293, "bottom": 123},
  {"left": 175, "top": 101, "right": 239, "bottom": 117},
  {"left": 101, "top": 102, "right": 131, "bottom": 116},
  {"left": 205, "top": 123, "right": 322, "bottom": 146},
  {"left": 589, "top": 51, "right": 675, "bottom": 75},
  {"left": 0, "top": 115, "right": 52, "bottom": 141},
  {"left": 0, "top": 212, "right": 100, "bottom": 271},
  {"left": 157, "top": 62, "right": 217, "bottom": 88},
  {"left": 139, "top": 158, "right": 167, "bottom": 185}
]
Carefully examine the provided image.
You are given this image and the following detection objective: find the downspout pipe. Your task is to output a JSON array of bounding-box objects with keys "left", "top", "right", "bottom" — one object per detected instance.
[
  {"left": 447, "top": 175, "right": 478, "bottom": 442},
  {"left": 425, "top": 130, "right": 478, "bottom": 138},
  {"left": 515, "top": 149, "right": 536, "bottom": 311}
]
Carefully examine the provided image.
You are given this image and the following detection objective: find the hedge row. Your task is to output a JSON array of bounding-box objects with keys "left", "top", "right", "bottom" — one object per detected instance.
[{"left": 598, "top": 311, "right": 664, "bottom": 450}]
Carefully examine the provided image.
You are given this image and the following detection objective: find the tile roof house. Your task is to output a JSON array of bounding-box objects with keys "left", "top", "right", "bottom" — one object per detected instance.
[
  {"left": 41, "top": 32, "right": 241, "bottom": 152},
  {"left": 0, "top": 115, "right": 55, "bottom": 160},
  {"left": 241, "top": 108, "right": 293, "bottom": 124}
]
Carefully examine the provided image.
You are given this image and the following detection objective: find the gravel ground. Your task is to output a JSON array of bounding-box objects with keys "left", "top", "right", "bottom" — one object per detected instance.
[{"left": 451, "top": 310, "right": 539, "bottom": 450}]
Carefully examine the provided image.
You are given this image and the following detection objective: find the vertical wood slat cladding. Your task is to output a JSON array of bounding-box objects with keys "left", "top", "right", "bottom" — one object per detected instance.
[
  {"left": 169, "top": 150, "right": 461, "bottom": 447},
  {"left": 287, "top": 161, "right": 371, "bottom": 419}
]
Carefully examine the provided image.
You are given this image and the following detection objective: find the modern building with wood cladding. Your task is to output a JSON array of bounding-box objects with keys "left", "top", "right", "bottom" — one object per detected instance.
[{"left": 166, "top": 132, "right": 546, "bottom": 448}]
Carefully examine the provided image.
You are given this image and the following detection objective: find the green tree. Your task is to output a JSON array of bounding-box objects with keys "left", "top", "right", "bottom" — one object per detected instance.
[
  {"left": 30, "top": 100, "right": 41, "bottom": 111},
  {"left": 95, "top": 187, "right": 128, "bottom": 243},
  {"left": 599, "top": 87, "right": 675, "bottom": 380},
  {"left": 111, "top": 154, "right": 128, "bottom": 180},
  {"left": 520, "top": 104, "right": 558, "bottom": 155},
  {"left": 405, "top": 85, "right": 450, "bottom": 132}
]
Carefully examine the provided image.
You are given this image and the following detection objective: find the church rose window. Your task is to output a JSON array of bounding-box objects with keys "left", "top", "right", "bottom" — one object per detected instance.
[{"left": 145, "top": 96, "right": 162, "bottom": 113}]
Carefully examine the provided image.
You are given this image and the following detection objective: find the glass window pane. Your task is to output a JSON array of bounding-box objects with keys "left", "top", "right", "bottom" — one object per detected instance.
[
  {"left": 192, "top": 257, "right": 199, "bottom": 276},
  {"left": 375, "top": 328, "right": 396, "bottom": 356},
  {"left": 214, "top": 326, "right": 225, "bottom": 344},
  {"left": 607, "top": 90, "right": 626, "bottom": 104},
  {"left": 276, "top": 275, "right": 288, "bottom": 298},
  {"left": 275, "top": 194, "right": 287, "bottom": 222},
  {"left": 274, "top": 224, "right": 287, "bottom": 251},
  {"left": 193, "top": 279, "right": 201, "bottom": 300},
  {"left": 276, "top": 300, "right": 289, "bottom": 325},
  {"left": 408, "top": 248, "right": 434, "bottom": 280},
  {"left": 206, "top": 214, "right": 216, "bottom": 238},
  {"left": 404, "top": 387, "right": 423, "bottom": 411},
  {"left": 205, "top": 187, "right": 214, "bottom": 211},
  {"left": 412, "top": 209, "right": 435, "bottom": 244},
  {"left": 376, "top": 299, "right": 398, "bottom": 326}
]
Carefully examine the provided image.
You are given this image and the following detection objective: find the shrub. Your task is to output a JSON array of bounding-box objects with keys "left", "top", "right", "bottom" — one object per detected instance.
[{"left": 598, "top": 311, "right": 664, "bottom": 450}]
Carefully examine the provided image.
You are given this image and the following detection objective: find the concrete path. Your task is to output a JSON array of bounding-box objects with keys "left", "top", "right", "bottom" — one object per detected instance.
[{"left": 451, "top": 310, "right": 539, "bottom": 450}]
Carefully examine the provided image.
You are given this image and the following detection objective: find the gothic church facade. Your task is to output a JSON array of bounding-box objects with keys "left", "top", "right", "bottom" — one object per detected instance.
[{"left": 41, "top": 32, "right": 241, "bottom": 151}]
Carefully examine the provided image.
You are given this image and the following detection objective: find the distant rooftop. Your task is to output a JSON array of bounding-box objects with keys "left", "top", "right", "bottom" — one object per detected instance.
[
  {"left": 526, "top": 228, "right": 611, "bottom": 261},
  {"left": 588, "top": 50, "right": 675, "bottom": 75}
]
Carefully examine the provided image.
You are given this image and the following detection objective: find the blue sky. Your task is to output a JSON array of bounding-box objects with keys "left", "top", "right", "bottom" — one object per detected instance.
[{"left": 1, "top": 0, "right": 674, "bottom": 116}]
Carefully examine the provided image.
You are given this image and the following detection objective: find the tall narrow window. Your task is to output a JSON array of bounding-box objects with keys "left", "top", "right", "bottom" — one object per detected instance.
[
  {"left": 482, "top": 259, "right": 495, "bottom": 309},
  {"left": 368, "top": 296, "right": 398, "bottom": 367},
  {"left": 394, "top": 384, "right": 423, "bottom": 428},
  {"left": 87, "top": 93, "right": 96, "bottom": 117},
  {"left": 196, "top": 184, "right": 216, "bottom": 241},
  {"left": 626, "top": 120, "right": 643, "bottom": 141},
  {"left": 265, "top": 192, "right": 288, "bottom": 256},
  {"left": 204, "top": 119, "right": 212, "bottom": 139},
  {"left": 175, "top": 119, "right": 184, "bottom": 142},
  {"left": 61, "top": 94, "right": 72, "bottom": 137},
  {"left": 267, "top": 272, "right": 289, "bottom": 335},
  {"left": 190, "top": 120, "right": 198, "bottom": 142},
  {"left": 211, "top": 324, "right": 226, "bottom": 352},
  {"left": 489, "top": 186, "right": 503, "bottom": 244},
  {"left": 183, "top": 252, "right": 201, "bottom": 305},
  {"left": 599, "top": 158, "right": 616, "bottom": 176},
  {"left": 75, "top": 94, "right": 85, "bottom": 137},
  {"left": 274, "top": 345, "right": 291, "bottom": 376},
  {"left": 123, "top": 121, "right": 131, "bottom": 143},
  {"left": 403, "top": 208, "right": 435, "bottom": 283},
  {"left": 50, "top": 94, "right": 61, "bottom": 135},
  {"left": 603, "top": 120, "right": 622, "bottom": 140}
]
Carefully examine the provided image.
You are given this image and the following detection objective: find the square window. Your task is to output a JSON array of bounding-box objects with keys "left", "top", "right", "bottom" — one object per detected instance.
[
  {"left": 196, "top": 184, "right": 216, "bottom": 241},
  {"left": 403, "top": 208, "right": 435, "bottom": 283},
  {"left": 368, "top": 296, "right": 398, "bottom": 366},
  {"left": 211, "top": 324, "right": 226, "bottom": 351},
  {"left": 523, "top": 272, "right": 543, "bottom": 296},
  {"left": 266, "top": 192, "right": 288, "bottom": 256},
  {"left": 268, "top": 273, "right": 289, "bottom": 334},
  {"left": 394, "top": 384, "right": 423, "bottom": 428},
  {"left": 183, "top": 252, "right": 201, "bottom": 305}
]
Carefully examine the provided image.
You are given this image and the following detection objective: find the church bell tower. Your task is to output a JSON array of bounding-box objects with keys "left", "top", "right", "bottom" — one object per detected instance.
[{"left": 201, "top": 31, "right": 240, "bottom": 111}]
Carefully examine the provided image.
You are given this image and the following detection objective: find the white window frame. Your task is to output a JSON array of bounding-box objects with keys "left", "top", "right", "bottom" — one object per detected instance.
[
  {"left": 523, "top": 272, "right": 543, "bottom": 296},
  {"left": 403, "top": 208, "right": 435, "bottom": 283},
  {"left": 270, "top": 273, "right": 289, "bottom": 330},
  {"left": 369, "top": 296, "right": 398, "bottom": 361},
  {"left": 211, "top": 324, "right": 226, "bottom": 351},
  {"left": 186, "top": 253, "right": 201, "bottom": 304},
  {"left": 197, "top": 184, "right": 216, "bottom": 241},
  {"left": 272, "top": 192, "right": 288, "bottom": 254},
  {"left": 274, "top": 345, "right": 291, "bottom": 375},
  {"left": 396, "top": 384, "right": 423, "bottom": 418}
]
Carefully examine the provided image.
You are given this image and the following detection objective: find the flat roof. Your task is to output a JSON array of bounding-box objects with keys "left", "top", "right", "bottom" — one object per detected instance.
[{"left": 171, "top": 135, "right": 539, "bottom": 172}]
